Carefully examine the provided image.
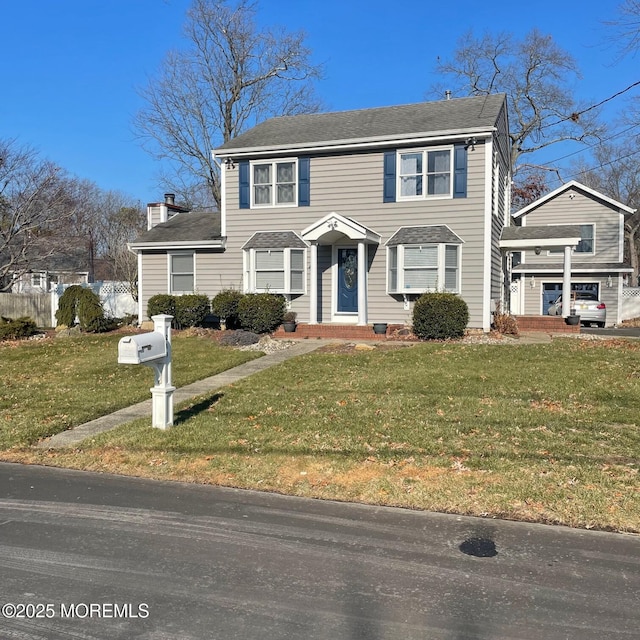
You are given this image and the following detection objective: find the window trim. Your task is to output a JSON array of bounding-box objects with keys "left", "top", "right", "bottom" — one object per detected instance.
[
  {"left": 547, "top": 223, "right": 595, "bottom": 256},
  {"left": 250, "top": 158, "right": 298, "bottom": 208},
  {"left": 244, "top": 247, "right": 306, "bottom": 294},
  {"left": 396, "top": 146, "right": 454, "bottom": 201},
  {"left": 168, "top": 251, "right": 195, "bottom": 294},
  {"left": 387, "top": 243, "right": 460, "bottom": 294}
]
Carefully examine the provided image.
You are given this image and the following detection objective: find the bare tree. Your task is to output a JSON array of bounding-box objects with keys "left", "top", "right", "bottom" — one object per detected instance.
[
  {"left": 0, "top": 138, "right": 74, "bottom": 291},
  {"left": 134, "top": 0, "right": 323, "bottom": 209},
  {"left": 605, "top": 0, "right": 640, "bottom": 59},
  {"left": 571, "top": 141, "right": 640, "bottom": 281},
  {"left": 433, "top": 29, "right": 605, "bottom": 183}
]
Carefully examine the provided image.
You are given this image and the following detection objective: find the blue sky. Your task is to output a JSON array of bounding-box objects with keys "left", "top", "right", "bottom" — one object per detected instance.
[{"left": 2, "top": 0, "right": 637, "bottom": 204}]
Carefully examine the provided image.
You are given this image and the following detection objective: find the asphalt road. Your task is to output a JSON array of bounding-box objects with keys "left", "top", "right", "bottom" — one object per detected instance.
[{"left": 0, "top": 463, "right": 638, "bottom": 640}]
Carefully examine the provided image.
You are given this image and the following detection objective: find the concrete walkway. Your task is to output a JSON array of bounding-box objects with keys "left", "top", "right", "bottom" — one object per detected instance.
[{"left": 38, "top": 339, "right": 331, "bottom": 449}]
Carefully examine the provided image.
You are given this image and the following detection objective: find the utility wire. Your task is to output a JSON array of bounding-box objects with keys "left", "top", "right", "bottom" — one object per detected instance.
[{"left": 541, "top": 79, "right": 640, "bottom": 130}]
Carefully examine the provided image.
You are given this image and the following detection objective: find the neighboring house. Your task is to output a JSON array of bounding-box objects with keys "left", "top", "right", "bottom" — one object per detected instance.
[
  {"left": 500, "top": 181, "right": 635, "bottom": 326},
  {"left": 9, "top": 237, "right": 91, "bottom": 293},
  {"left": 131, "top": 94, "right": 512, "bottom": 331}
]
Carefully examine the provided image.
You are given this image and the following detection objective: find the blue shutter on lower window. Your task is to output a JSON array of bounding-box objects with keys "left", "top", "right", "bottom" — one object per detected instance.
[
  {"left": 453, "top": 144, "right": 467, "bottom": 198},
  {"left": 383, "top": 151, "right": 396, "bottom": 203},
  {"left": 239, "top": 161, "right": 250, "bottom": 209},
  {"left": 298, "top": 157, "right": 310, "bottom": 206}
]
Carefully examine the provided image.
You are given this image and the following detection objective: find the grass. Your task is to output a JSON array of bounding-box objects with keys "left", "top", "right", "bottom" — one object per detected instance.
[
  {"left": 0, "top": 331, "right": 261, "bottom": 448},
  {"left": 1, "top": 334, "right": 639, "bottom": 533}
]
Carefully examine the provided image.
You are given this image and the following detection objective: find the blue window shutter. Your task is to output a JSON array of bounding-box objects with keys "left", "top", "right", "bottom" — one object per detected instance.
[
  {"left": 453, "top": 144, "right": 467, "bottom": 198},
  {"left": 239, "top": 161, "right": 250, "bottom": 209},
  {"left": 298, "top": 156, "right": 310, "bottom": 206},
  {"left": 383, "top": 151, "right": 396, "bottom": 203}
]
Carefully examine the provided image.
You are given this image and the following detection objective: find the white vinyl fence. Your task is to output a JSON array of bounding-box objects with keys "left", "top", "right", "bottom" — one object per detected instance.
[
  {"left": 621, "top": 287, "right": 640, "bottom": 321},
  {"left": 51, "top": 282, "right": 137, "bottom": 327}
]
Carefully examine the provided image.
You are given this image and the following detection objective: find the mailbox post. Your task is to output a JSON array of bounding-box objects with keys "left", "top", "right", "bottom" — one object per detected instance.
[{"left": 117, "top": 314, "right": 175, "bottom": 430}]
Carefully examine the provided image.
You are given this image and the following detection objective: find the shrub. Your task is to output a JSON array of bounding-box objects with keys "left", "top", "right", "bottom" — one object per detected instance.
[
  {"left": 211, "top": 289, "right": 244, "bottom": 329},
  {"left": 0, "top": 316, "right": 38, "bottom": 341},
  {"left": 218, "top": 329, "right": 260, "bottom": 347},
  {"left": 174, "top": 294, "right": 211, "bottom": 329},
  {"left": 55, "top": 284, "right": 85, "bottom": 327},
  {"left": 237, "top": 293, "right": 286, "bottom": 334},
  {"left": 147, "top": 294, "right": 176, "bottom": 319},
  {"left": 492, "top": 304, "right": 519, "bottom": 335},
  {"left": 412, "top": 292, "right": 469, "bottom": 340},
  {"left": 55, "top": 285, "right": 110, "bottom": 333}
]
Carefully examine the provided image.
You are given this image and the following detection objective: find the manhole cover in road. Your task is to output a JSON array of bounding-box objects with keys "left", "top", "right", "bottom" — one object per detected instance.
[{"left": 459, "top": 537, "right": 498, "bottom": 557}]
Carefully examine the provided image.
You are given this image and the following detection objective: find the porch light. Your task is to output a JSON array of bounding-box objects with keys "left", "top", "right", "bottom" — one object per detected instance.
[
  {"left": 606, "top": 275, "right": 613, "bottom": 288},
  {"left": 529, "top": 275, "right": 536, "bottom": 288}
]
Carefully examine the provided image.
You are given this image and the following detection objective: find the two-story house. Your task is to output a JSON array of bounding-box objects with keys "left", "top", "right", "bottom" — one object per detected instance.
[
  {"left": 500, "top": 181, "right": 635, "bottom": 326},
  {"left": 131, "top": 94, "right": 511, "bottom": 332}
]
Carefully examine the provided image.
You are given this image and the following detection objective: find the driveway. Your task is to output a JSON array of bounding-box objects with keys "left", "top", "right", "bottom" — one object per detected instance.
[
  {"left": 1, "top": 463, "right": 638, "bottom": 639},
  {"left": 582, "top": 326, "right": 640, "bottom": 337}
]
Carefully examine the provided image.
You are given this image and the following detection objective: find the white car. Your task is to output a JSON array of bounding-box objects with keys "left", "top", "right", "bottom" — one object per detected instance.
[{"left": 547, "top": 292, "right": 606, "bottom": 327}]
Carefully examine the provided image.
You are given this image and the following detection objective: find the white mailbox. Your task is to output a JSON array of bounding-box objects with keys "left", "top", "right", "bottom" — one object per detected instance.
[{"left": 118, "top": 332, "right": 167, "bottom": 365}]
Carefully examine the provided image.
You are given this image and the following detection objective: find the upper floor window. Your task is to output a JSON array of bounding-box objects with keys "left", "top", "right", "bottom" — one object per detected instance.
[
  {"left": 169, "top": 252, "right": 194, "bottom": 294},
  {"left": 549, "top": 224, "right": 595, "bottom": 255},
  {"left": 398, "top": 148, "right": 453, "bottom": 199},
  {"left": 252, "top": 160, "right": 297, "bottom": 207},
  {"left": 31, "top": 273, "right": 44, "bottom": 288}
]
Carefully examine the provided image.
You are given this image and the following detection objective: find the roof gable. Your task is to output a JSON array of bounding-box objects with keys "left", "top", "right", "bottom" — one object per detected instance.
[
  {"left": 215, "top": 94, "right": 507, "bottom": 155},
  {"left": 513, "top": 180, "right": 636, "bottom": 219}
]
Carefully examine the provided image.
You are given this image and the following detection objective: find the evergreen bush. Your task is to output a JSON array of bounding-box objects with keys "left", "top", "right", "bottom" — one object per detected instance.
[
  {"left": 211, "top": 289, "right": 244, "bottom": 329},
  {"left": 174, "top": 294, "right": 211, "bottom": 329},
  {"left": 55, "top": 285, "right": 110, "bottom": 333},
  {"left": 412, "top": 292, "right": 469, "bottom": 340},
  {"left": 0, "top": 316, "right": 38, "bottom": 341},
  {"left": 237, "top": 293, "right": 286, "bottom": 334},
  {"left": 147, "top": 294, "right": 176, "bottom": 319}
]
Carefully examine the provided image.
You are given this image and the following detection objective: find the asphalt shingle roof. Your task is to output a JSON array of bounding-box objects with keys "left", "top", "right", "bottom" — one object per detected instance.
[
  {"left": 216, "top": 94, "right": 506, "bottom": 153},
  {"left": 500, "top": 225, "right": 582, "bottom": 242},
  {"left": 242, "top": 231, "right": 307, "bottom": 250},
  {"left": 386, "top": 226, "right": 463, "bottom": 246},
  {"left": 132, "top": 211, "right": 221, "bottom": 244}
]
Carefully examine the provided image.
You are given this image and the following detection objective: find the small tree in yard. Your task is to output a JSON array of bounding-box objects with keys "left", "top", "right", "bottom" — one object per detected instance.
[
  {"left": 55, "top": 285, "right": 111, "bottom": 333},
  {"left": 412, "top": 292, "right": 469, "bottom": 340}
]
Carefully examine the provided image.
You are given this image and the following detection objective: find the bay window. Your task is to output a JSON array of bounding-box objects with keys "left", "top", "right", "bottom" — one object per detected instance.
[
  {"left": 387, "top": 244, "right": 460, "bottom": 294},
  {"left": 245, "top": 247, "right": 306, "bottom": 294}
]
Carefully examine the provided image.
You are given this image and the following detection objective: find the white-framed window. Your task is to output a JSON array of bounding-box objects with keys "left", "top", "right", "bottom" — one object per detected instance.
[
  {"left": 549, "top": 224, "right": 595, "bottom": 255},
  {"left": 245, "top": 247, "right": 306, "bottom": 294},
  {"left": 169, "top": 252, "right": 194, "bottom": 294},
  {"left": 31, "top": 273, "right": 44, "bottom": 288},
  {"left": 251, "top": 159, "right": 297, "bottom": 207},
  {"left": 387, "top": 244, "right": 460, "bottom": 293},
  {"left": 398, "top": 147, "right": 453, "bottom": 199}
]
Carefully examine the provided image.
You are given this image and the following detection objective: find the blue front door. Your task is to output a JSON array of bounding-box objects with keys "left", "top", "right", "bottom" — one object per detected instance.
[{"left": 338, "top": 248, "right": 358, "bottom": 313}]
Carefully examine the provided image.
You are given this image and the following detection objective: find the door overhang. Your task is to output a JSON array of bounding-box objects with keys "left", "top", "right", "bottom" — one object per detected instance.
[{"left": 301, "top": 212, "right": 381, "bottom": 245}]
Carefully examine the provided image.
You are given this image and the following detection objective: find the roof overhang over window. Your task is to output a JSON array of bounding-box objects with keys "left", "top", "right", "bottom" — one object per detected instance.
[
  {"left": 499, "top": 225, "right": 581, "bottom": 251},
  {"left": 301, "top": 212, "right": 381, "bottom": 244}
]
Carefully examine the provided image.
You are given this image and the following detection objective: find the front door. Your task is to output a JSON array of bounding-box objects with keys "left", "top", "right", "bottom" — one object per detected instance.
[{"left": 337, "top": 248, "right": 358, "bottom": 313}]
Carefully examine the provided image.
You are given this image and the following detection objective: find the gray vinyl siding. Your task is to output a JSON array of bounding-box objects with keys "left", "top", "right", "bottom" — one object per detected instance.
[
  {"left": 222, "top": 142, "right": 492, "bottom": 327},
  {"left": 522, "top": 187, "right": 623, "bottom": 265},
  {"left": 139, "top": 252, "right": 168, "bottom": 319}
]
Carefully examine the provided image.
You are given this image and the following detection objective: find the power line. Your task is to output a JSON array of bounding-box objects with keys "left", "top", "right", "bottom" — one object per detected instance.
[
  {"left": 541, "top": 79, "right": 640, "bottom": 130},
  {"left": 544, "top": 122, "right": 640, "bottom": 165},
  {"left": 564, "top": 147, "right": 640, "bottom": 180}
]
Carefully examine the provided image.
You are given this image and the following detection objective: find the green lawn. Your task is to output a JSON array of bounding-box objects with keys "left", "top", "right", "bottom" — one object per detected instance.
[
  {"left": 1, "top": 335, "right": 638, "bottom": 533},
  {"left": 0, "top": 332, "right": 261, "bottom": 448}
]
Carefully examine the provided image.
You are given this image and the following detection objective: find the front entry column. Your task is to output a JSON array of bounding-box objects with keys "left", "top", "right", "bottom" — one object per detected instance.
[
  {"left": 357, "top": 241, "right": 367, "bottom": 325},
  {"left": 562, "top": 245, "right": 572, "bottom": 317},
  {"left": 309, "top": 242, "right": 318, "bottom": 325}
]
